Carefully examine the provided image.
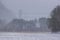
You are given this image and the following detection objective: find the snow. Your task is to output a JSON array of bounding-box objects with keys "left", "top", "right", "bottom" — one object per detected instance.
[{"left": 0, "top": 32, "right": 60, "bottom": 40}]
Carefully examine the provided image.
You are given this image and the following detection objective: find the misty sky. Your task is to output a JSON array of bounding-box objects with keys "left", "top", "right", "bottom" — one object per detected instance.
[{"left": 1, "top": 0, "right": 60, "bottom": 20}]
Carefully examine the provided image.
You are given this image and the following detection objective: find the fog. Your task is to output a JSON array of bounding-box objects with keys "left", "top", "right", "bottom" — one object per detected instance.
[
  {"left": 0, "top": 1, "right": 60, "bottom": 40},
  {"left": 1, "top": 0, "right": 59, "bottom": 20}
]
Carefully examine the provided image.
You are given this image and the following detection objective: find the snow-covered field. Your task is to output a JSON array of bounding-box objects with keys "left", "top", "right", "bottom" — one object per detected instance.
[{"left": 0, "top": 32, "right": 60, "bottom": 40}]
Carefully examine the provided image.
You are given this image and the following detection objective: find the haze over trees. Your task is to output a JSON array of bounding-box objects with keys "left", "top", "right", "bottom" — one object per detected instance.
[
  {"left": 0, "top": 1, "right": 50, "bottom": 32},
  {"left": 0, "top": 1, "right": 16, "bottom": 31},
  {"left": 39, "top": 17, "right": 50, "bottom": 32},
  {"left": 0, "top": 18, "right": 50, "bottom": 32},
  {"left": 3, "top": 19, "right": 36, "bottom": 32},
  {"left": 0, "top": 1, "right": 16, "bottom": 23},
  {"left": 0, "top": 1, "right": 51, "bottom": 32}
]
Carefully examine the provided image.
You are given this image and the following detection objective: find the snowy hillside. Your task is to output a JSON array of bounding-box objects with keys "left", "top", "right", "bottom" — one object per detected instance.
[{"left": 0, "top": 32, "right": 60, "bottom": 40}]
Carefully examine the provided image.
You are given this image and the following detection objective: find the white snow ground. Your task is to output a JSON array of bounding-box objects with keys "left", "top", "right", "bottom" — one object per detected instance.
[{"left": 0, "top": 32, "right": 60, "bottom": 40}]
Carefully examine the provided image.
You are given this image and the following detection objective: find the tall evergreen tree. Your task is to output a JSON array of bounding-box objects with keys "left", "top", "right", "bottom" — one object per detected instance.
[{"left": 48, "top": 5, "right": 60, "bottom": 32}]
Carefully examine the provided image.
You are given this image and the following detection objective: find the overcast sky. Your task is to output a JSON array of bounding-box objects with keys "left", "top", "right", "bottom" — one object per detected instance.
[{"left": 1, "top": 0, "right": 60, "bottom": 20}]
